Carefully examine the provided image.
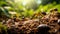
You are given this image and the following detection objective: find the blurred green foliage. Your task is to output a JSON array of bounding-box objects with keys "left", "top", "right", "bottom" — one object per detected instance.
[
  {"left": 0, "top": 0, "right": 60, "bottom": 18},
  {"left": 0, "top": 22, "right": 7, "bottom": 34}
]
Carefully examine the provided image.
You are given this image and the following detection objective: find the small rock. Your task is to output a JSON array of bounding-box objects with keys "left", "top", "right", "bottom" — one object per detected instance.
[
  {"left": 58, "top": 19, "right": 60, "bottom": 25},
  {"left": 37, "top": 24, "right": 50, "bottom": 34}
]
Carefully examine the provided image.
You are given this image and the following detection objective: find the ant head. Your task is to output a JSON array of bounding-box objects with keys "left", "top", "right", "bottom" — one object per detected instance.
[
  {"left": 53, "top": 8, "right": 58, "bottom": 11},
  {"left": 42, "top": 12, "right": 46, "bottom": 15}
]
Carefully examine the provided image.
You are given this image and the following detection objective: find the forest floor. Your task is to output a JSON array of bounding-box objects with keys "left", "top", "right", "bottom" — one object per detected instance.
[{"left": 1, "top": 8, "right": 60, "bottom": 34}]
